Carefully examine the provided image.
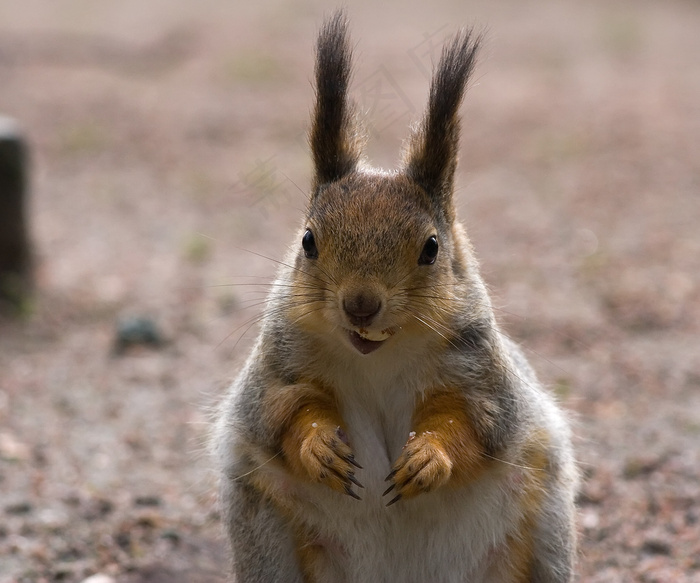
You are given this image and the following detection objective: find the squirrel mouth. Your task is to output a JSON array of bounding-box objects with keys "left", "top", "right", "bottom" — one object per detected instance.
[{"left": 347, "top": 328, "right": 394, "bottom": 355}]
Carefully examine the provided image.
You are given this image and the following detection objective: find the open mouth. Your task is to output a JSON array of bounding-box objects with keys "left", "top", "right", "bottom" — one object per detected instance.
[{"left": 347, "top": 328, "right": 395, "bottom": 355}]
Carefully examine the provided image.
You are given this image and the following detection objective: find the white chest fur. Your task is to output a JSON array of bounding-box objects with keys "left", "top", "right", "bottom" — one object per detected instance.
[{"left": 293, "top": 350, "right": 522, "bottom": 583}]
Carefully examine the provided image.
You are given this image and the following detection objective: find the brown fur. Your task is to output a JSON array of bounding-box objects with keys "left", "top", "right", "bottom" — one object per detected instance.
[
  {"left": 261, "top": 381, "right": 358, "bottom": 497},
  {"left": 388, "top": 390, "right": 489, "bottom": 500}
]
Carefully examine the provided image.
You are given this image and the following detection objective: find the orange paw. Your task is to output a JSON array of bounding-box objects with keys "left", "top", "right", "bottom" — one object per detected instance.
[
  {"left": 291, "top": 423, "right": 363, "bottom": 499},
  {"left": 384, "top": 431, "right": 452, "bottom": 505}
]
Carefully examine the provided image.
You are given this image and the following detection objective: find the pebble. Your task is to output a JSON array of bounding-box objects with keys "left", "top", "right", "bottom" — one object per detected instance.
[
  {"left": 5, "top": 500, "right": 32, "bottom": 515},
  {"left": 580, "top": 507, "right": 600, "bottom": 530},
  {"left": 0, "top": 431, "right": 31, "bottom": 461},
  {"left": 81, "top": 575, "right": 116, "bottom": 583},
  {"left": 642, "top": 538, "right": 672, "bottom": 556},
  {"left": 134, "top": 494, "right": 162, "bottom": 507},
  {"left": 113, "top": 316, "right": 164, "bottom": 354}
]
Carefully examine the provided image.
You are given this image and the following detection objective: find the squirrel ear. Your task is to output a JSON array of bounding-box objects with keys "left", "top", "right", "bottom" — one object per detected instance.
[
  {"left": 310, "top": 11, "right": 363, "bottom": 190},
  {"left": 403, "top": 30, "right": 481, "bottom": 215}
]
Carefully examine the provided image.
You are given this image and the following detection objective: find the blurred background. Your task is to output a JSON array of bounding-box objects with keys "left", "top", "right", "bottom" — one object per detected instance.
[{"left": 1, "top": 1, "right": 699, "bottom": 581}]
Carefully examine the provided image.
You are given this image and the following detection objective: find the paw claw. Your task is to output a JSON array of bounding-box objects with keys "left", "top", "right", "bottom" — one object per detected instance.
[
  {"left": 336, "top": 426, "right": 350, "bottom": 446},
  {"left": 345, "top": 486, "right": 362, "bottom": 500},
  {"left": 348, "top": 473, "right": 364, "bottom": 489},
  {"left": 297, "top": 423, "right": 362, "bottom": 497},
  {"left": 346, "top": 454, "right": 363, "bottom": 469},
  {"left": 384, "top": 432, "right": 452, "bottom": 502}
]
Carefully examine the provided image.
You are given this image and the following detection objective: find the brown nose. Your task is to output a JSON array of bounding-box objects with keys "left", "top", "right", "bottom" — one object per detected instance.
[{"left": 343, "top": 292, "right": 381, "bottom": 327}]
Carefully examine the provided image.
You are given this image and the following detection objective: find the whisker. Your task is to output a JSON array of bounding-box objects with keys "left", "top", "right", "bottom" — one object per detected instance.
[
  {"left": 404, "top": 285, "right": 591, "bottom": 351},
  {"left": 232, "top": 451, "right": 282, "bottom": 481},
  {"left": 396, "top": 305, "right": 546, "bottom": 398},
  {"left": 205, "top": 281, "right": 327, "bottom": 291},
  {"left": 215, "top": 295, "right": 332, "bottom": 353},
  {"left": 402, "top": 287, "right": 580, "bottom": 377},
  {"left": 216, "top": 312, "right": 265, "bottom": 352},
  {"left": 397, "top": 308, "right": 462, "bottom": 352},
  {"left": 387, "top": 264, "right": 422, "bottom": 293},
  {"left": 278, "top": 170, "right": 308, "bottom": 199},
  {"left": 231, "top": 246, "right": 338, "bottom": 289},
  {"left": 287, "top": 304, "right": 328, "bottom": 328},
  {"left": 480, "top": 453, "right": 541, "bottom": 472}
]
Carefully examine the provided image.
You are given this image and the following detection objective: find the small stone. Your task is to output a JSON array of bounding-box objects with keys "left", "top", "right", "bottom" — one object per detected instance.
[
  {"left": 134, "top": 495, "right": 161, "bottom": 507},
  {"left": 113, "top": 316, "right": 165, "bottom": 354},
  {"left": 37, "top": 507, "right": 69, "bottom": 530},
  {"left": 642, "top": 538, "right": 672, "bottom": 556},
  {"left": 136, "top": 511, "right": 161, "bottom": 528},
  {"left": 81, "top": 575, "right": 116, "bottom": 583},
  {"left": 580, "top": 507, "right": 600, "bottom": 530},
  {"left": 0, "top": 431, "right": 31, "bottom": 461},
  {"left": 160, "top": 529, "right": 181, "bottom": 543},
  {"left": 82, "top": 496, "right": 114, "bottom": 520},
  {"left": 623, "top": 456, "right": 661, "bottom": 479},
  {"left": 5, "top": 500, "right": 32, "bottom": 515}
]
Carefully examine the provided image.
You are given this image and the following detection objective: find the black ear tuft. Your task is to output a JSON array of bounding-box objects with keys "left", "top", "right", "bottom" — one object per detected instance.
[
  {"left": 404, "top": 30, "right": 481, "bottom": 216},
  {"left": 310, "top": 11, "right": 363, "bottom": 190}
]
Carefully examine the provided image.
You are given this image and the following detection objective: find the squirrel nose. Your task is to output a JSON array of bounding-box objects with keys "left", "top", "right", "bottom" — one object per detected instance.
[{"left": 343, "top": 292, "right": 382, "bottom": 328}]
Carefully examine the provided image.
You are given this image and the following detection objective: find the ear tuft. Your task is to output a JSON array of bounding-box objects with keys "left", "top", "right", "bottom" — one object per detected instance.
[
  {"left": 404, "top": 30, "right": 481, "bottom": 214},
  {"left": 310, "top": 11, "right": 363, "bottom": 189}
]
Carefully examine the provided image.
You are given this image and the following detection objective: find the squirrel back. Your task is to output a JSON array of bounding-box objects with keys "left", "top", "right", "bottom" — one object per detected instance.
[{"left": 215, "top": 11, "right": 577, "bottom": 583}]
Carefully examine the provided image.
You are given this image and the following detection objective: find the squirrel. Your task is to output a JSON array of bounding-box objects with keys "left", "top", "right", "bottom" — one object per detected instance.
[{"left": 214, "top": 11, "right": 577, "bottom": 583}]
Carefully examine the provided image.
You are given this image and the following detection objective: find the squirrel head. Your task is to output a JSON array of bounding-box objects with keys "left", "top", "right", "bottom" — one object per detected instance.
[{"left": 288, "top": 12, "right": 481, "bottom": 356}]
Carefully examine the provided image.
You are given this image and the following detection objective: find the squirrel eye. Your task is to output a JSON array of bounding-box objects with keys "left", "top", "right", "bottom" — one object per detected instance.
[
  {"left": 418, "top": 235, "right": 439, "bottom": 265},
  {"left": 302, "top": 229, "right": 318, "bottom": 259}
]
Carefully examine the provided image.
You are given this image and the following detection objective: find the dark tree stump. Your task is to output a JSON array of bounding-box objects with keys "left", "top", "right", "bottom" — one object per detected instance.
[{"left": 0, "top": 116, "right": 31, "bottom": 309}]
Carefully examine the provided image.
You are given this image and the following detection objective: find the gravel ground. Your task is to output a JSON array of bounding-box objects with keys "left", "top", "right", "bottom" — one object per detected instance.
[{"left": 1, "top": 1, "right": 699, "bottom": 581}]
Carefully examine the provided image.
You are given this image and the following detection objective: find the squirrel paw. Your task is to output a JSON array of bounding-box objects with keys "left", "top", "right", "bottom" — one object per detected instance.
[
  {"left": 297, "top": 424, "right": 363, "bottom": 499},
  {"left": 383, "top": 431, "right": 452, "bottom": 506}
]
